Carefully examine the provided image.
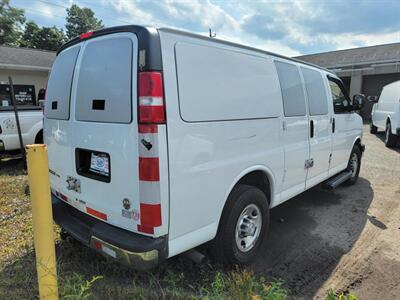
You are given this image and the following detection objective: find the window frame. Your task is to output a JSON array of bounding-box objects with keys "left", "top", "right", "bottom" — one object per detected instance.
[
  {"left": 327, "top": 75, "right": 352, "bottom": 114},
  {"left": 274, "top": 60, "right": 307, "bottom": 117}
]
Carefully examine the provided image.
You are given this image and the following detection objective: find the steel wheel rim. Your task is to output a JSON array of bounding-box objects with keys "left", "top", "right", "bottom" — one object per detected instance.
[
  {"left": 349, "top": 153, "right": 358, "bottom": 178},
  {"left": 235, "top": 204, "right": 262, "bottom": 252}
]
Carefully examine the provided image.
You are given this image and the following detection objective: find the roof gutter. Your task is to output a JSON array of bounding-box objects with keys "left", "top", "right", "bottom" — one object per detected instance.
[{"left": 0, "top": 63, "right": 51, "bottom": 72}]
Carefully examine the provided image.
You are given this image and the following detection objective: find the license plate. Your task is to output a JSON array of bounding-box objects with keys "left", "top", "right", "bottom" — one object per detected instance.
[{"left": 90, "top": 153, "right": 109, "bottom": 176}]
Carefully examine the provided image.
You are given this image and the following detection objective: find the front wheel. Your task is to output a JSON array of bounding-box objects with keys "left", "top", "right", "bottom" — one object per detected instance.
[
  {"left": 385, "top": 122, "right": 398, "bottom": 148},
  {"left": 344, "top": 146, "right": 362, "bottom": 185},
  {"left": 209, "top": 184, "right": 269, "bottom": 266}
]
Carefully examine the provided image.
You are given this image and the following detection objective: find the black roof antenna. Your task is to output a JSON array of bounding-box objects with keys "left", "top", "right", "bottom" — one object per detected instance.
[{"left": 209, "top": 28, "right": 216, "bottom": 38}]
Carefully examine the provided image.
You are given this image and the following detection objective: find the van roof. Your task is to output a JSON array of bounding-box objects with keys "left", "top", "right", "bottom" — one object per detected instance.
[
  {"left": 158, "top": 27, "right": 334, "bottom": 75},
  {"left": 58, "top": 25, "right": 334, "bottom": 75}
]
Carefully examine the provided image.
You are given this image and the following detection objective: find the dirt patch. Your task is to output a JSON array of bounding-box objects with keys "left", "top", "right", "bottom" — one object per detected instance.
[{"left": 248, "top": 126, "right": 400, "bottom": 299}]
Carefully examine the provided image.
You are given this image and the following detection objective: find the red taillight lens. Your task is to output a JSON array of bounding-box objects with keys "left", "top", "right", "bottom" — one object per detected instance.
[
  {"left": 80, "top": 31, "right": 93, "bottom": 40},
  {"left": 138, "top": 72, "right": 165, "bottom": 123}
]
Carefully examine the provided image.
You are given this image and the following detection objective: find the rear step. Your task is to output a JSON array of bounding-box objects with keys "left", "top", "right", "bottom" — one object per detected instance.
[{"left": 324, "top": 171, "right": 352, "bottom": 189}]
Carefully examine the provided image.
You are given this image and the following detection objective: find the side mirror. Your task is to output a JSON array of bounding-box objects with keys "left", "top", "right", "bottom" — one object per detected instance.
[
  {"left": 367, "top": 95, "right": 379, "bottom": 103},
  {"left": 352, "top": 94, "right": 365, "bottom": 110}
]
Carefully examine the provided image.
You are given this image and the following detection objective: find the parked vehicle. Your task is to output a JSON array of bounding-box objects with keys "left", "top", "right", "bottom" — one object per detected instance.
[
  {"left": 370, "top": 80, "right": 400, "bottom": 147},
  {"left": 0, "top": 85, "right": 43, "bottom": 153},
  {"left": 44, "top": 26, "right": 365, "bottom": 270}
]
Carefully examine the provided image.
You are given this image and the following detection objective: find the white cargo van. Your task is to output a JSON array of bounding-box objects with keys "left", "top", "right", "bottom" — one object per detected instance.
[
  {"left": 44, "top": 26, "right": 365, "bottom": 270},
  {"left": 370, "top": 80, "right": 400, "bottom": 147}
]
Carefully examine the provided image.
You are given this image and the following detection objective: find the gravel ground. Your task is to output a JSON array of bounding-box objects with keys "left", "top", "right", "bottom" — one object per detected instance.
[{"left": 250, "top": 125, "right": 400, "bottom": 299}]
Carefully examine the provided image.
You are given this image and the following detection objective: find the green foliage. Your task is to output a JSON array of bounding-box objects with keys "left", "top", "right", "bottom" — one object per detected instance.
[
  {"left": 60, "top": 273, "right": 103, "bottom": 300},
  {"left": 0, "top": 0, "right": 25, "bottom": 46},
  {"left": 65, "top": 4, "right": 103, "bottom": 39},
  {"left": 20, "top": 21, "right": 66, "bottom": 51},
  {"left": 200, "top": 269, "right": 288, "bottom": 300},
  {"left": 327, "top": 288, "right": 358, "bottom": 300}
]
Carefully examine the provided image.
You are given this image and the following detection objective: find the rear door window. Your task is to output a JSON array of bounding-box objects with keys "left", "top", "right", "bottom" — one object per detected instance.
[
  {"left": 301, "top": 67, "right": 328, "bottom": 115},
  {"left": 275, "top": 61, "right": 306, "bottom": 117},
  {"left": 45, "top": 45, "right": 80, "bottom": 119},
  {"left": 75, "top": 37, "right": 133, "bottom": 123}
]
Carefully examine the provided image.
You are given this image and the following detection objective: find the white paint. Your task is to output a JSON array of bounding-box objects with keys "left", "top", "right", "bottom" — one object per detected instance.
[
  {"left": 371, "top": 80, "right": 400, "bottom": 134},
  {"left": 0, "top": 110, "right": 43, "bottom": 150},
  {"left": 44, "top": 27, "right": 363, "bottom": 264}
]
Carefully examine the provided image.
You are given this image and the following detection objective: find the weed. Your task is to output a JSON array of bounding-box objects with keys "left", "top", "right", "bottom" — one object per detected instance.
[{"left": 327, "top": 288, "right": 358, "bottom": 300}]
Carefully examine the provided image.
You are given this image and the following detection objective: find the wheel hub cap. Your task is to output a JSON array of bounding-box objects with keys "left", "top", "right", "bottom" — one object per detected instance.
[
  {"left": 349, "top": 153, "right": 358, "bottom": 177},
  {"left": 235, "top": 204, "right": 262, "bottom": 252}
]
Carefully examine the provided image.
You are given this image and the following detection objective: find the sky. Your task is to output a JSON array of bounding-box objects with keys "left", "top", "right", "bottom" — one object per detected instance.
[{"left": 11, "top": 0, "right": 400, "bottom": 57}]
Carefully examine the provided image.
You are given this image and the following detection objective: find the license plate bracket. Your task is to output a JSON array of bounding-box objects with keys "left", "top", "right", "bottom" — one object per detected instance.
[{"left": 76, "top": 148, "right": 111, "bottom": 183}]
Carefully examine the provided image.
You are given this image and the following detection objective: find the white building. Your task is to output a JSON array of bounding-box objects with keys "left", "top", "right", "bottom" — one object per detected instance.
[{"left": 0, "top": 45, "right": 55, "bottom": 105}]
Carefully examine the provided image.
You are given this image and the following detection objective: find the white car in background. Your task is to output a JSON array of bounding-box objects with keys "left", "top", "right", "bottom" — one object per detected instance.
[
  {"left": 370, "top": 80, "right": 400, "bottom": 147},
  {"left": 0, "top": 107, "right": 43, "bottom": 154}
]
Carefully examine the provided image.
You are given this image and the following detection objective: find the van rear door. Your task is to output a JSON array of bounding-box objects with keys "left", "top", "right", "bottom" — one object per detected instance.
[{"left": 45, "top": 31, "right": 168, "bottom": 237}]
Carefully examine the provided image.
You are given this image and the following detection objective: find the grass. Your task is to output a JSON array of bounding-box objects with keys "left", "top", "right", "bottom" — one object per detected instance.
[{"left": 0, "top": 157, "right": 289, "bottom": 299}]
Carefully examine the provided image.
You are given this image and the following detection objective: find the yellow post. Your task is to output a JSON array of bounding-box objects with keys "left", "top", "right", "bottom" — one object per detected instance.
[{"left": 26, "top": 144, "right": 59, "bottom": 300}]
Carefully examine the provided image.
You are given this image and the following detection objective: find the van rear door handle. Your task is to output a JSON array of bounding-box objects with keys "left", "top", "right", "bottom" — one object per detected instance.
[
  {"left": 332, "top": 117, "right": 335, "bottom": 133},
  {"left": 310, "top": 120, "right": 314, "bottom": 138}
]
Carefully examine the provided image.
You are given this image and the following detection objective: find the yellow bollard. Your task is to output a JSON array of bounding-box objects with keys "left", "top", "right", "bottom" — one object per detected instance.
[{"left": 26, "top": 144, "right": 59, "bottom": 300}]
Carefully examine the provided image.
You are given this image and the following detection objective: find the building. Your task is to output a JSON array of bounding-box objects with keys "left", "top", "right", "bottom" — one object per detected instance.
[
  {"left": 0, "top": 45, "right": 55, "bottom": 105},
  {"left": 296, "top": 42, "right": 400, "bottom": 120}
]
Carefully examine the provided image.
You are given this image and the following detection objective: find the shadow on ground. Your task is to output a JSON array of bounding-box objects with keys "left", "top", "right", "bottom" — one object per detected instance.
[{"left": 251, "top": 177, "right": 374, "bottom": 298}]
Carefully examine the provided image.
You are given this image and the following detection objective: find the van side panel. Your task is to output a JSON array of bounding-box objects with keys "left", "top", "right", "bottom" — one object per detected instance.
[
  {"left": 373, "top": 81, "right": 400, "bottom": 132},
  {"left": 159, "top": 31, "right": 284, "bottom": 257},
  {"left": 175, "top": 42, "right": 280, "bottom": 122}
]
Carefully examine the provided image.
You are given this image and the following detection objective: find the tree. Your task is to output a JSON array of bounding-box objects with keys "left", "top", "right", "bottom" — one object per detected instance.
[
  {"left": 0, "top": 0, "right": 25, "bottom": 46},
  {"left": 21, "top": 21, "right": 65, "bottom": 51},
  {"left": 20, "top": 21, "right": 39, "bottom": 48},
  {"left": 65, "top": 4, "right": 103, "bottom": 39}
]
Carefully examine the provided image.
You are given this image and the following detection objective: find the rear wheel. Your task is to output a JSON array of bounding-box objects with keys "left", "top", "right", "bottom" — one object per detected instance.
[
  {"left": 209, "top": 184, "right": 269, "bottom": 266},
  {"left": 344, "top": 146, "right": 361, "bottom": 186},
  {"left": 385, "top": 122, "right": 397, "bottom": 148},
  {"left": 369, "top": 122, "right": 377, "bottom": 134}
]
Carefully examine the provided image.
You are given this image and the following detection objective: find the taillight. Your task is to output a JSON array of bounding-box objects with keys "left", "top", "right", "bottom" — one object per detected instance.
[
  {"left": 80, "top": 31, "right": 93, "bottom": 40},
  {"left": 137, "top": 71, "right": 165, "bottom": 235},
  {"left": 138, "top": 71, "right": 165, "bottom": 123}
]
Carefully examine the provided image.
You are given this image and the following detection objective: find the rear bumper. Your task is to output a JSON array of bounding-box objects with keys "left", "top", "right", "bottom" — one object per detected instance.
[{"left": 52, "top": 194, "right": 167, "bottom": 270}]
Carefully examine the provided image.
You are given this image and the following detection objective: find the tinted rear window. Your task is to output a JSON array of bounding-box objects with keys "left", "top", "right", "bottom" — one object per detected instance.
[
  {"left": 75, "top": 37, "right": 133, "bottom": 123},
  {"left": 275, "top": 61, "right": 306, "bottom": 117},
  {"left": 301, "top": 67, "right": 328, "bottom": 116},
  {"left": 45, "top": 45, "right": 80, "bottom": 120}
]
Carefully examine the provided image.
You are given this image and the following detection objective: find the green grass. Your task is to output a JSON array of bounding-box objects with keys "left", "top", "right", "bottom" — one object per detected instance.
[{"left": 0, "top": 157, "right": 289, "bottom": 299}]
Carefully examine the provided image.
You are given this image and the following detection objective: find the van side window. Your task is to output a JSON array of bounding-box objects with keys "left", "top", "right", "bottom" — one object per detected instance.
[
  {"left": 275, "top": 61, "right": 306, "bottom": 117},
  {"left": 301, "top": 67, "right": 328, "bottom": 115},
  {"left": 328, "top": 77, "right": 350, "bottom": 113}
]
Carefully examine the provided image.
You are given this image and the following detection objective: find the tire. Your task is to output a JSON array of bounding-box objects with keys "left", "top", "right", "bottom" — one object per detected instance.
[
  {"left": 385, "top": 122, "right": 398, "bottom": 148},
  {"left": 35, "top": 130, "right": 43, "bottom": 144},
  {"left": 344, "top": 146, "right": 362, "bottom": 186},
  {"left": 369, "top": 122, "right": 377, "bottom": 134},
  {"left": 209, "top": 184, "right": 269, "bottom": 266}
]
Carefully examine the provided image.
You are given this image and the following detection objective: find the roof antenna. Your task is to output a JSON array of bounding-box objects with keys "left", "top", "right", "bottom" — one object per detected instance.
[{"left": 209, "top": 28, "right": 216, "bottom": 38}]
